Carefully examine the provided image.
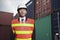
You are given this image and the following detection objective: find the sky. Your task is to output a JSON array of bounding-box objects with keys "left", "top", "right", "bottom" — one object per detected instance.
[{"left": 0, "top": 0, "right": 30, "bottom": 16}]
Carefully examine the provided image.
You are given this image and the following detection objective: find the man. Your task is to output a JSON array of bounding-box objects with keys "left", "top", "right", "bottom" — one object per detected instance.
[{"left": 11, "top": 4, "right": 34, "bottom": 40}]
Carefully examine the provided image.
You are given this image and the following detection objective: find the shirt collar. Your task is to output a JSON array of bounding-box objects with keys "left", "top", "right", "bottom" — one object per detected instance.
[
  {"left": 20, "top": 16, "right": 26, "bottom": 19},
  {"left": 19, "top": 16, "right": 26, "bottom": 22}
]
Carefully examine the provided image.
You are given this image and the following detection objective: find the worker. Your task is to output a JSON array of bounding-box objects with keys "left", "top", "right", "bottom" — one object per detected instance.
[{"left": 11, "top": 4, "right": 34, "bottom": 40}]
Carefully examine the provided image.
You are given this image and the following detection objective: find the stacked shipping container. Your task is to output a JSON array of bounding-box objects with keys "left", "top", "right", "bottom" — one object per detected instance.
[
  {"left": 35, "top": 0, "right": 51, "bottom": 19},
  {"left": 35, "top": 0, "right": 60, "bottom": 40}
]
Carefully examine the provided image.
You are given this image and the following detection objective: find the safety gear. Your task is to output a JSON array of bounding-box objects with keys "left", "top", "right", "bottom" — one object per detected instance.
[
  {"left": 11, "top": 18, "right": 34, "bottom": 40},
  {"left": 17, "top": 4, "right": 27, "bottom": 12},
  {"left": 18, "top": 4, "right": 27, "bottom": 9}
]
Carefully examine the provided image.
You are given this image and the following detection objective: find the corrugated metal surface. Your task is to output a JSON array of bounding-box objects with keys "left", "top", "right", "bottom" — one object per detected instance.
[
  {"left": 27, "top": 0, "right": 34, "bottom": 19},
  {"left": 35, "top": 0, "right": 51, "bottom": 19},
  {"left": 51, "top": 0, "right": 60, "bottom": 11},
  {"left": 51, "top": 11, "right": 60, "bottom": 40},
  {"left": 0, "top": 11, "right": 13, "bottom": 40},
  {"left": 35, "top": 15, "right": 52, "bottom": 40},
  {"left": 35, "top": 0, "right": 60, "bottom": 40},
  {"left": 51, "top": 0, "right": 60, "bottom": 39},
  {"left": 0, "top": 25, "right": 13, "bottom": 40},
  {"left": 0, "top": 11, "right": 13, "bottom": 25}
]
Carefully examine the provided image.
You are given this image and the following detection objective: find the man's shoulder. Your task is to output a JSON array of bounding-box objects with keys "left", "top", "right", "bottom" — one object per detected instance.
[
  {"left": 27, "top": 18, "right": 34, "bottom": 23},
  {"left": 27, "top": 18, "right": 34, "bottom": 21},
  {"left": 12, "top": 18, "right": 18, "bottom": 23}
]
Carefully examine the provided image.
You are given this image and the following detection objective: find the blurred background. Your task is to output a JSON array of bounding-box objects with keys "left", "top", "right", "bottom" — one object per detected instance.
[{"left": 0, "top": 0, "right": 60, "bottom": 40}]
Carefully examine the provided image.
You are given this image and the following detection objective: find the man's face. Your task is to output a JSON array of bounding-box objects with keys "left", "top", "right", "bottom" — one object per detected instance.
[{"left": 18, "top": 9, "right": 27, "bottom": 17}]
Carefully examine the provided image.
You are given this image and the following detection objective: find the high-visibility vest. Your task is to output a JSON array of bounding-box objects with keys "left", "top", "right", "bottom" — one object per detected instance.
[{"left": 11, "top": 18, "right": 34, "bottom": 40}]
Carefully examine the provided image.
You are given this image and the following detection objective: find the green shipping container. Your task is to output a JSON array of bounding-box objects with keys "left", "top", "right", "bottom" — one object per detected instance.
[{"left": 35, "top": 15, "right": 52, "bottom": 40}]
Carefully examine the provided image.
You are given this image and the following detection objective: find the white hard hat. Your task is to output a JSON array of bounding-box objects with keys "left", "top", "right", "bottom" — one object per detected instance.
[{"left": 18, "top": 4, "right": 27, "bottom": 9}]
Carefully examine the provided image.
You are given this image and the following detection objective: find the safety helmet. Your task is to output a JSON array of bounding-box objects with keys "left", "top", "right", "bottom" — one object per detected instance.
[
  {"left": 18, "top": 4, "right": 27, "bottom": 8},
  {"left": 17, "top": 4, "right": 27, "bottom": 11}
]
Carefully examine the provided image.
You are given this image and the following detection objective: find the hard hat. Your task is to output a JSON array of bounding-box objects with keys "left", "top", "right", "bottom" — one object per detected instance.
[
  {"left": 18, "top": 4, "right": 27, "bottom": 9},
  {"left": 17, "top": 4, "right": 27, "bottom": 11}
]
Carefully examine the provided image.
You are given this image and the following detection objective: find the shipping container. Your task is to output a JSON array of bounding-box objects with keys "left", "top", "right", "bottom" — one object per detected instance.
[
  {"left": 35, "top": 15, "right": 52, "bottom": 40},
  {"left": 51, "top": 0, "right": 60, "bottom": 11},
  {"left": 35, "top": 0, "right": 51, "bottom": 19},
  {"left": 35, "top": 0, "right": 52, "bottom": 40},
  {"left": 35, "top": 0, "right": 60, "bottom": 40},
  {"left": 0, "top": 11, "right": 13, "bottom": 40},
  {"left": 51, "top": 11, "right": 60, "bottom": 40}
]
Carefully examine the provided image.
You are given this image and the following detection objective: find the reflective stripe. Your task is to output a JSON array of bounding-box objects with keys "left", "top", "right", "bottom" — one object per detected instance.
[
  {"left": 12, "top": 23, "right": 34, "bottom": 27},
  {"left": 15, "top": 31, "right": 33, "bottom": 34},
  {"left": 16, "top": 34, "right": 32, "bottom": 38},
  {"left": 15, "top": 38, "right": 32, "bottom": 40}
]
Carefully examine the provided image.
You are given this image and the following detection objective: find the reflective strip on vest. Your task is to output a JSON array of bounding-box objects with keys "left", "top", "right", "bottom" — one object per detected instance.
[
  {"left": 15, "top": 31, "right": 33, "bottom": 34},
  {"left": 15, "top": 38, "right": 32, "bottom": 40},
  {"left": 16, "top": 34, "right": 32, "bottom": 38},
  {"left": 11, "top": 23, "right": 34, "bottom": 27}
]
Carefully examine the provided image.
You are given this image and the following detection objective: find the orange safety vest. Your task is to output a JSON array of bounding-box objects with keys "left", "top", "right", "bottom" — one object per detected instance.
[{"left": 11, "top": 18, "right": 34, "bottom": 40}]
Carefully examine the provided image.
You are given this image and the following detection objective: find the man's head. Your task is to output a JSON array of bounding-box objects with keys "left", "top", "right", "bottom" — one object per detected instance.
[{"left": 17, "top": 4, "right": 27, "bottom": 17}]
